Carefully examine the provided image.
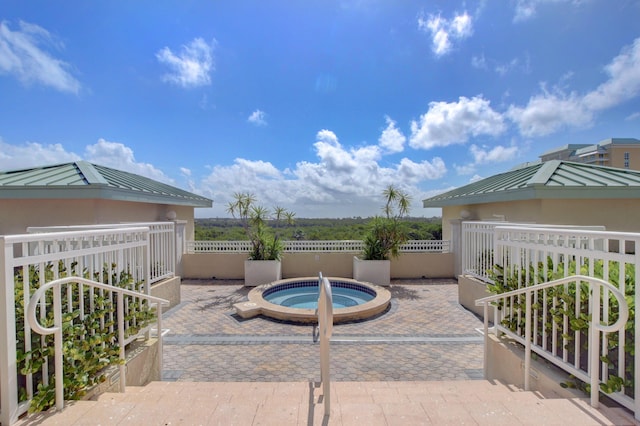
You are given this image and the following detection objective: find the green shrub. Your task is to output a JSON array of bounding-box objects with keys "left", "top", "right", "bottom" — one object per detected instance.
[
  {"left": 488, "top": 258, "right": 635, "bottom": 397},
  {"left": 14, "top": 261, "right": 155, "bottom": 412}
]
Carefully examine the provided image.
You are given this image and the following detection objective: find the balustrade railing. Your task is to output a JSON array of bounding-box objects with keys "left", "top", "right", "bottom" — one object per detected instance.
[
  {"left": 28, "top": 222, "right": 175, "bottom": 284},
  {"left": 187, "top": 239, "right": 449, "bottom": 253},
  {"left": 26, "top": 277, "right": 168, "bottom": 416},
  {"left": 0, "top": 227, "right": 154, "bottom": 425},
  {"left": 476, "top": 275, "right": 629, "bottom": 413},
  {"left": 462, "top": 221, "right": 606, "bottom": 284},
  {"left": 474, "top": 224, "right": 640, "bottom": 419}
]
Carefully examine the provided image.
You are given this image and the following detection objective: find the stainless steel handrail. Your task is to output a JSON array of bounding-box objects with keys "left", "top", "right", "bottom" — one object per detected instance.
[{"left": 318, "top": 272, "right": 333, "bottom": 417}]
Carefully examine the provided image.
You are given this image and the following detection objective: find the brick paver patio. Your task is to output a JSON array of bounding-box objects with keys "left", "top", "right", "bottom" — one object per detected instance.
[{"left": 162, "top": 279, "right": 485, "bottom": 382}]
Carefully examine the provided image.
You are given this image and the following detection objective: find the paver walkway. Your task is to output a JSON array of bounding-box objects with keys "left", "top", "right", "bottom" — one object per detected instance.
[
  {"left": 19, "top": 380, "right": 637, "bottom": 425},
  {"left": 162, "top": 279, "right": 485, "bottom": 382}
]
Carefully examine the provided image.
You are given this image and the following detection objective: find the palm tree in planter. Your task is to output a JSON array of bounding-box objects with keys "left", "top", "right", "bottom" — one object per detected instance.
[
  {"left": 227, "top": 193, "right": 295, "bottom": 286},
  {"left": 354, "top": 185, "right": 411, "bottom": 286}
]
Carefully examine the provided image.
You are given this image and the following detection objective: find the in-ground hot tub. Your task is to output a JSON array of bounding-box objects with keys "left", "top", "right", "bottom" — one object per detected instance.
[{"left": 234, "top": 277, "right": 391, "bottom": 323}]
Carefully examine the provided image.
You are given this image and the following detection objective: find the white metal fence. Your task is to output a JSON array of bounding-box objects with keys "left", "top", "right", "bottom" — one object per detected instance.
[
  {"left": 476, "top": 275, "right": 629, "bottom": 413},
  {"left": 27, "top": 222, "right": 176, "bottom": 284},
  {"left": 26, "top": 276, "right": 168, "bottom": 416},
  {"left": 187, "top": 239, "right": 449, "bottom": 253},
  {"left": 461, "top": 221, "right": 606, "bottom": 284},
  {"left": 470, "top": 223, "right": 640, "bottom": 419},
  {"left": 0, "top": 227, "right": 155, "bottom": 425}
]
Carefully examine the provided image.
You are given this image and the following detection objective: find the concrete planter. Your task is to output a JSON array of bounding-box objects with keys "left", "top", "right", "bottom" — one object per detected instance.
[
  {"left": 244, "top": 259, "right": 282, "bottom": 286},
  {"left": 352, "top": 256, "right": 390, "bottom": 286}
]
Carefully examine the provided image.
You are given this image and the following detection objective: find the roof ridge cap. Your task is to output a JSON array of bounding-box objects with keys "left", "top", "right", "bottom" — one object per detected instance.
[
  {"left": 527, "top": 160, "right": 559, "bottom": 186},
  {"left": 74, "top": 161, "right": 109, "bottom": 185}
]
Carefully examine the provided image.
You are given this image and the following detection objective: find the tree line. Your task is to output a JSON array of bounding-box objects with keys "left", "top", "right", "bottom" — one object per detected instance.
[{"left": 195, "top": 217, "right": 442, "bottom": 241}]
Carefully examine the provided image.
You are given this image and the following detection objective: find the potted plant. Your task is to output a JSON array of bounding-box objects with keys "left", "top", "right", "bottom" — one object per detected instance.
[
  {"left": 353, "top": 185, "right": 411, "bottom": 286},
  {"left": 227, "top": 193, "right": 295, "bottom": 286}
]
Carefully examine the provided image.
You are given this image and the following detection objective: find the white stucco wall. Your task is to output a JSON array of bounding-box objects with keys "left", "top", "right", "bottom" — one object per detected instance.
[
  {"left": 440, "top": 197, "right": 640, "bottom": 240},
  {"left": 0, "top": 198, "right": 196, "bottom": 239}
]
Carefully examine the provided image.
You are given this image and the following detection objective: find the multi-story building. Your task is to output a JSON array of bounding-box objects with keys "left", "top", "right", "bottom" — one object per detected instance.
[{"left": 539, "top": 138, "right": 640, "bottom": 169}]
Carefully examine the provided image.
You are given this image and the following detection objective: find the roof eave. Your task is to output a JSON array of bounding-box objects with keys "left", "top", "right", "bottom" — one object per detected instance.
[
  {"left": 423, "top": 185, "right": 640, "bottom": 207},
  {"left": 0, "top": 186, "right": 213, "bottom": 207}
]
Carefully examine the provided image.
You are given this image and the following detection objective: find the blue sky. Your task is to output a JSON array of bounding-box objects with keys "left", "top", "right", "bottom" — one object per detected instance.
[{"left": 1, "top": 1, "right": 639, "bottom": 218}]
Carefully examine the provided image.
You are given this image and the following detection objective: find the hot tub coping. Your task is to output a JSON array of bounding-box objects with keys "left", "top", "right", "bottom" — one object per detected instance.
[{"left": 236, "top": 277, "right": 391, "bottom": 323}]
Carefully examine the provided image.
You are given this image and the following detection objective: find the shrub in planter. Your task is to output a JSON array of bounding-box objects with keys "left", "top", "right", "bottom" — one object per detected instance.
[
  {"left": 362, "top": 185, "right": 411, "bottom": 261},
  {"left": 227, "top": 192, "right": 295, "bottom": 261}
]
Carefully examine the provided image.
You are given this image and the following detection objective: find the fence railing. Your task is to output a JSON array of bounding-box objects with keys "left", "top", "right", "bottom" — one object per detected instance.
[
  {"left": 26, "top": 277, "right": 168, "bottom": 415},
  {"left": 476, "top": 275, "right": 628, "bottom": 412},
  {"left": 0, "top": 227, "right": 153, "bottom": 425},
  {"left": 474, "top": 224, "right": 640, "bottom": 419},
  {"left": 27, "top": 222, "right": 176, "bottom": 284},
  {"left": 187, "top": 239, "right": 450, "bottom": 254},
  {"left": 462, "top": 221, "right": 606, "bottom": 284}
]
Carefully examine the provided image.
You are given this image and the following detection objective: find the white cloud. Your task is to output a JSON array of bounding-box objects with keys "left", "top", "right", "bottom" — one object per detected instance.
[
  {"left": 582, "top": 38, "right": 640, "bottom": 111},
  {"left": 0, "top": 137, "right": 174, "bottom": 185},
  {"left": 84, "top": 139, "right": 174, "bottom": 184},
  {"left": 454, "top": 163, "right": 477, "bottom": 175},
  {"left": 626, "top": 112, "right": 640, "bottom": 121},
  {"left": 469, "top": 174, "right": 484, "bottom": 183},
  {"left": 409, "top": 96, "right": 505, "bottom": 150},
  {"left": 513, "top": 0, "right": 577, "bottom": 22},
  {"left": 507, "top": 37, "right": 640, "bottom": 137},
  {"left": 0, "top": 129, "right": 447, "bottom": 218},
  {"left": 454, "top": 144, "right": 519, "bottom": 176},
  {"left": 156, "top": 37, "right": 215, "bottom": 88},
  {"left": 313, "top": 129, "right": 381, "bottom": 173},
  {"left": 0, "top": 138, "right": 81, "bottom": 170},
  {"left": 470, "top": 144, "right": 519, "bottom": 164},
  {"left": 378, "top": 116, "right": 406, "bottom": 153},
  {"left": 418, "top": 11, "right": 473, "bottom": 56},
  {"left": 495, "top": 58, "right": 520, "bottom": 76},
  {"left": 199, "top": 129, "right": 447, "bottom": 218},
  {"left": 0, "top": 20, "right": 81, "bottom": 94},
  {"left": 507, "top": 90, "right": 591, "bottom": 137},
  {"left": 471, "top": 54, "right": 487, "bottom": 70},
  {"left": 248, "top": 109, "right": 268, "bottom": 126},
  {"left": 397, "top": 157, "right": 446, "bottom": 180}
]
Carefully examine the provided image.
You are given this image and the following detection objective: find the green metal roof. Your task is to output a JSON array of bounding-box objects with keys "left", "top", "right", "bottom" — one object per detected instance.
[
  {"left": 423, "top": 160, "right": 640, "bottom": 207},
  {"left": 539, "top": 144, "right": 590, "bottom": 157},
  {"left": 0, "top": 161, "right": 212, "bottom": 207}
]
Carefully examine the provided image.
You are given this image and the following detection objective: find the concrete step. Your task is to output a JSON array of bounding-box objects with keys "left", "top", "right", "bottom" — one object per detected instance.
[{"left": 16, "top": 380, "right": 638, "bottom": 425}]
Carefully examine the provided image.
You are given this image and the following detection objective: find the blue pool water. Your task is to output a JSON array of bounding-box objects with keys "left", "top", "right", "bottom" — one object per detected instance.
[{"left": 263, "top": 282, "right": 375, "bottom": 309}]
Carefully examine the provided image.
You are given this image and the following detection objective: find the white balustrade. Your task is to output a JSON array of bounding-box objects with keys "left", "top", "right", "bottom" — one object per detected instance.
[
  {"left": 28, "top": 222, "right": 176, "bottom": 284},
  {"left": 473, "top": 223, "right": 640, "bottom": 419},
  {"left": 0, "top": 227, "right": 153, "bottom": 425},
  {"left": 187, "top": 239, "right": 449, "bottom": 253}
]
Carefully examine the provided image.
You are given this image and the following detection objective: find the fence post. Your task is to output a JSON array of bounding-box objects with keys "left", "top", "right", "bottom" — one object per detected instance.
[
  {"left": 174, "top": 221, "right": 187, "bottom": 277},
  {"left": 0, "top": 237, "right": 19, "bottom": 426},
  {"left": 450, "top": 219, "right": 462, "bottom": 278}
]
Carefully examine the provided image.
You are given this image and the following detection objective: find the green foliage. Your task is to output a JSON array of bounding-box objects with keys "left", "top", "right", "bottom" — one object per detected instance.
[
  {"left": 14, "top": 261, "right": 155, "bottom": 413},
  {"left": 226, "top": 193, "right": 295, "bottom": 261},
  {"left": 195, "top": 216, "right": 442, "bottom": 241},
  {"left": 362, "top": 216, "right": 408, "bottom": 260},
  {"left": 488, "top": 258, "right": 635, "bottom": 397},
  {"left": 362, "top": 185, "right": 411, "bottom": 260}
]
